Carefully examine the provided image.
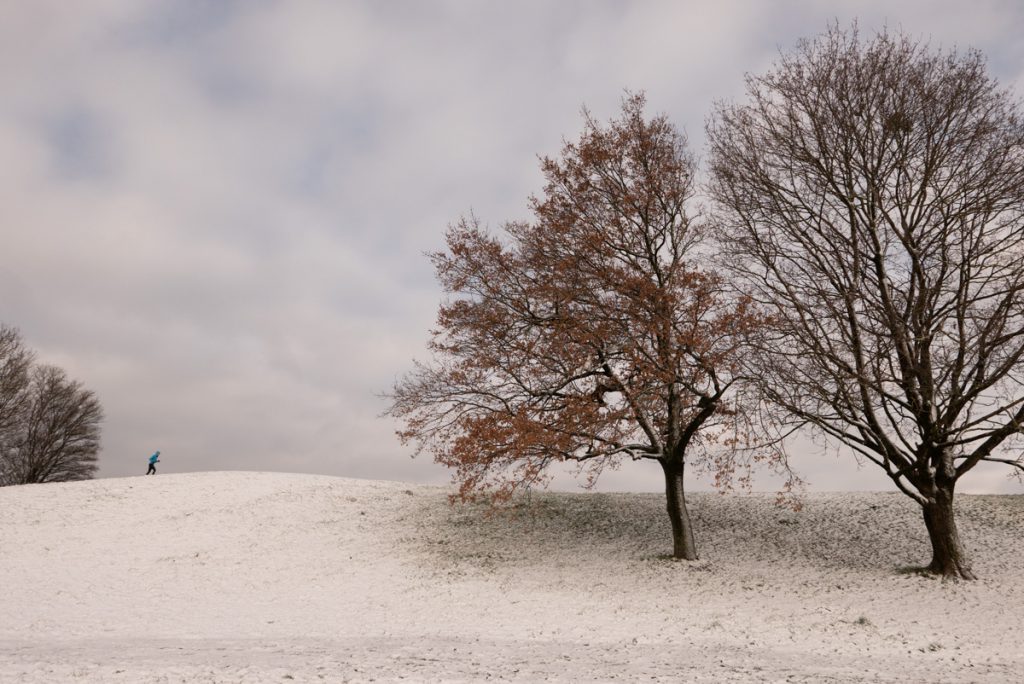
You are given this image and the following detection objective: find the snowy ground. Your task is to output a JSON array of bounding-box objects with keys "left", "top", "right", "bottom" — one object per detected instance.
[{"left": 0, "top": 472, "right": 1021, "bottom": 682}]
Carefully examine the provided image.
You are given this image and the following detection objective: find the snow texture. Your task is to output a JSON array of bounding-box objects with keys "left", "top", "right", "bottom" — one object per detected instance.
[{"left": 0, "top": 471, "right": 1021, "bottom": 682}]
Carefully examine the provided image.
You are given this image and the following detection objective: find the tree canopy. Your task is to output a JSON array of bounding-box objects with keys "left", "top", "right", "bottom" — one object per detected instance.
[
  {"left": 390, "top": 95, "right": 781, "bottom": 559},
  {"left": 0, "top": 324, "right": 103, "bottom": 486},
  {"left": 708, "top": 24, "right": 1024, "bottom": 578}
]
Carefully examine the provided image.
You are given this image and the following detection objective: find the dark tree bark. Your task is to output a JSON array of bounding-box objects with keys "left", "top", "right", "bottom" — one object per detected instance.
[
  {"left": 661, "top": 458, "right": 698, "bottom": 560},
  {"left": 921, "top": 485, "right": 975, "bottom": 580},
  {"left": 913, "top": 448, "right": 976, "bottom": 579}
]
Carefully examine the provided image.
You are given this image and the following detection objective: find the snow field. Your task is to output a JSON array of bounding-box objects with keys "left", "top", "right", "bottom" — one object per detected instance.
[{"left": 0, "top": 472, "right": 1021, "bottom": 682}]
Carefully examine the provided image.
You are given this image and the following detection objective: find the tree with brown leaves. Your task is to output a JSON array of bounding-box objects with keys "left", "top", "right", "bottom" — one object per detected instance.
[
  {"left": 708, "top": 25, "right": 1024, "bottom": 579},
  {"left": 389, "top": 95, "right": 782, "bottom": 560}
]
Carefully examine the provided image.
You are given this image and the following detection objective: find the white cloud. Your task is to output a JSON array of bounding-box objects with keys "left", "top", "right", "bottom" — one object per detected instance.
[{"left": 0, "top": 0, "right": 1021, "bottom": 494}]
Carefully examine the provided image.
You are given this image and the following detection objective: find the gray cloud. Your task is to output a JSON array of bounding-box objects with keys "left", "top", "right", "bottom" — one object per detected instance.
[{"left": 1, "top": 1, "right": 1021, "bottom": 494}]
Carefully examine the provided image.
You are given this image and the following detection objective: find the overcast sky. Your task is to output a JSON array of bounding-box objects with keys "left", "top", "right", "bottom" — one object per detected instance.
[{"left": 2, "top": 1, "right": 1023, "bottom": 494}]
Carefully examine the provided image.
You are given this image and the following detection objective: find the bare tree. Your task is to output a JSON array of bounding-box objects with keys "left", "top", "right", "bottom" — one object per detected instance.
[
  {"left": 0, "top": 326, "right": 103, "bottom": 486},
  {"left": 0, "top": 325, "right": 33, "bottom": 484},
  {"left": 390, "top": 95, "right": 782, "bottom": 560},
  {"left": 0, "top": 325, "right": 32, "bottom": 437},
  {"left": 708, "top": 25, "right": 1024, "bottom": 578}
]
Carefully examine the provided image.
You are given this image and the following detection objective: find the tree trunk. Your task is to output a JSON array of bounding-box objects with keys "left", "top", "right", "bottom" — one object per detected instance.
[
  {"left": 921, "top": 484, "right": 975, "bottom": 580},
  {"left": 660, "top": 458, "right": 698, "bottom": 560}
]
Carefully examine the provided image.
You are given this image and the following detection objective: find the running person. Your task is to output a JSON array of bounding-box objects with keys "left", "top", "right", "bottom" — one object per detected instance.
[{"left": 146, "top": 451, "right": 160, "bottom": 475}]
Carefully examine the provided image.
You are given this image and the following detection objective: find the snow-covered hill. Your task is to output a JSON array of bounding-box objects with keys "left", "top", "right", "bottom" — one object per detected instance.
[{"left": 0, "top": 472, "right": 1021, "bottom": 682}]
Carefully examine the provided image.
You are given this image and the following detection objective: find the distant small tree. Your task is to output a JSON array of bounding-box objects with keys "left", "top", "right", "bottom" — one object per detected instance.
[
  {"left": 708, "top": 25, "right": 1024, "bottom": 578},
  {"left": 0, "top": 325, "right": 32, "bottom": 441},
  {"left": 389, "top": 95, "right": 783, "bottom": 560},
  {"left": 0, "top": 325, "right": 103, "bottom": 486}
]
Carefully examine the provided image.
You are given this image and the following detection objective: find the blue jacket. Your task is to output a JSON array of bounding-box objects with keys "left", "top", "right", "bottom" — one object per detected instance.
[{"left": 149, "top": 452, "right": 160, "bottom": 464}]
